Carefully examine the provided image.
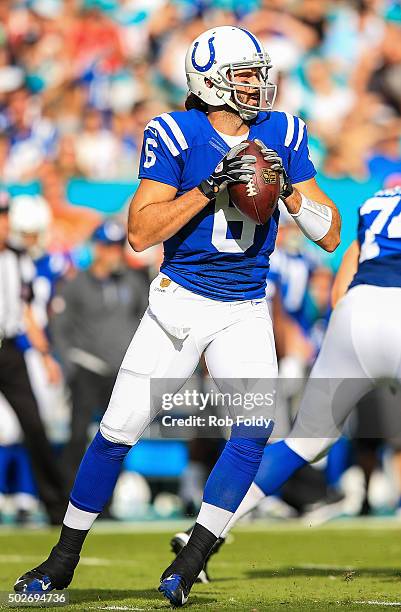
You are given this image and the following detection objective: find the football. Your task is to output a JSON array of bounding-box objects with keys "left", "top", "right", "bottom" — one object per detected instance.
[{"left": 229, "top": 140, "right": 281, "bottom": 225}]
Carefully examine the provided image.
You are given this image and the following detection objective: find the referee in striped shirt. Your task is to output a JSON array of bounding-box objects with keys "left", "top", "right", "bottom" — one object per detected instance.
[{"left": 0, "top": 192, "right": 67, "bottom": 524}]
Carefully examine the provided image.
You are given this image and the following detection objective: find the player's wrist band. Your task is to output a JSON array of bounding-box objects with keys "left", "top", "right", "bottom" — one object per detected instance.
[
  {"left": 290, "top": 193, "right": 332, "bottom": 242},
  {"left": 197, "top": 180, "right": 218, "bottom": 201}
]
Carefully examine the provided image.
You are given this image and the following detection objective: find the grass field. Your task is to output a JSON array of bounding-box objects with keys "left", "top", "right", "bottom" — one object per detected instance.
[{"left": 1, "top": 520, "right": 401, "bottom": 611}]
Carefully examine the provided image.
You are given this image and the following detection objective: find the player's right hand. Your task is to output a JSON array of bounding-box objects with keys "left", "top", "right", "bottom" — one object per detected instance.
[
  {"left": 197, "top": 143, "right": 256, "bottom": 200},
  {"left": 42, "top": 353, "right": 62, "bottom": 385}
]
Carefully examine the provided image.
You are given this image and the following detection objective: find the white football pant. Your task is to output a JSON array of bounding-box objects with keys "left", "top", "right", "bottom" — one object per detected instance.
[
  {"left": 286, "top": 285, "right": 401, "bottom": 462},
  {"left": 100, "top": 274, "right": 278, "bottom": 445}
]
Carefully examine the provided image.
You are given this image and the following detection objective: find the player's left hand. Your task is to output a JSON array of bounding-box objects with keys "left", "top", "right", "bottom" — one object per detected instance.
[{"left": 254, "top": 139, "right": 293, "bottom": 199}]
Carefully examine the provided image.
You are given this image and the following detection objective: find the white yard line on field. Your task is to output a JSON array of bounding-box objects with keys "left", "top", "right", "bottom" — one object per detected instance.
[
  {"left": 355, "top": 602, "right": 401, "bottom": 607},
  {"left": 94, "top": 607, "right": 146, "bottom": 611},
  {"left": 0, "top": 555, "right": 38, "bottom": 563},
  {"left": 2, "top": 516, "right": 401, "bottom": 535},
  {"left": 298, "top": 563, "right": 356, "bottom": 571},
  {"left": 0, "top": 554, "right": 135, "bottom": 566},
  {"left": 0, "top": 519, "right": 193, "bottom": 535}
]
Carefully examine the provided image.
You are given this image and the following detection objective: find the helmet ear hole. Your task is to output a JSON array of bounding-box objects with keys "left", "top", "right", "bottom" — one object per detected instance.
[{"left": 204, "top": 77, "right": 213, "bottom": 89}]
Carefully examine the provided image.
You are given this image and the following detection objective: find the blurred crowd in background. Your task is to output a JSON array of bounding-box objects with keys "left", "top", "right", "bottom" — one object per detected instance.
[{"left": 1, "top": 0, "right": 401, "bottom": 525}]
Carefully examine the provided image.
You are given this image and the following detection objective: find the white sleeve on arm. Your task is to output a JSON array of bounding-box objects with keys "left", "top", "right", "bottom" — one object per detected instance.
[{"left": 290, "top": 193, "right": 332, "bottom": 242}]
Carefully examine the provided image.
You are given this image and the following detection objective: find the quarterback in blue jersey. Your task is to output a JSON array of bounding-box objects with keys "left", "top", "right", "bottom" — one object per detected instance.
[
  {"left": 14, "top": 26, "right": 340, "bottom": 607},
  {"left": 203, "top": 185, "right": 401, "bottom": 550}
]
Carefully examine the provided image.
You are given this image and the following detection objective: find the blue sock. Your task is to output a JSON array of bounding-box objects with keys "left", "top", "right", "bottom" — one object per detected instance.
[
  {"left": 326, "top": 438, "right": 350, "bottom": 487},
  {"left": 203, "top": 421, "right": 274, "bottom": 512},
  {"left": 254, "top": 440, "right": 307, "bottom": 496},
  {"left": 0, "top": 445, "right": 12, "bottom": 494},
  {"left": 13, "top": 445, "right": 37, "bottom": 496},
  {"left": 70, "top": 431, "right": 131, "bottom": 514}
]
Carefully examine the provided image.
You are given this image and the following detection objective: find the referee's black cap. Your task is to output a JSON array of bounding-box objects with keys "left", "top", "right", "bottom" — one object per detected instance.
[{"left": 0, "top": 191, "right": 10, "bottom": 214}]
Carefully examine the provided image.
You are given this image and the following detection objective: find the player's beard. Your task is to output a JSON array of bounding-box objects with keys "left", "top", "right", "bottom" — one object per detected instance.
[
  {"left": 229, "top": 88, "right": 259, "bottom": 122},
  {"left": 235, "top": 83, "right": 260, "bottom": 107},
  {"left": 219, "top": 105, "right": 251, "bottom": 129}
]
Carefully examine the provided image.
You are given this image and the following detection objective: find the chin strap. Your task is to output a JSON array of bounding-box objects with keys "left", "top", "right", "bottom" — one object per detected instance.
[
  {"left": 225, "top": 97, "right": 258, "bottom": 121},
  {"left": 238, "top": 107, "right": 258, "bottom": 121}
]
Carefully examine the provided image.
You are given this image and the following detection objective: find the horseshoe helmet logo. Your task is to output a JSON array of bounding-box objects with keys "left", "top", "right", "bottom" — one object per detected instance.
[{"left": 191, "top": 36, "right": 216, "bottom": 73}]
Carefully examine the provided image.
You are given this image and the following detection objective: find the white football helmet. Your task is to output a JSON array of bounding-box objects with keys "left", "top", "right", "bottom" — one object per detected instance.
[
  {"left": 185, "top": 26, "right": 276, "bottom": 121},
  {"left": 9, "top": 194, "right": 52, "bottom": 256}
]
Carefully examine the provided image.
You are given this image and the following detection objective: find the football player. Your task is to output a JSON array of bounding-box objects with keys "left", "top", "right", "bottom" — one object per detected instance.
[
  {"left": 14, "top": 26, "right": 340, "bottom": 607},
  {"left": 0, "top": 196, "right": 70, "bottom": 523},
  {"left": 9, "top": 195, "right": 70, "bottom": 413},
  {"left": 198, "top": 184, "right": 401, "bottom": 562}
]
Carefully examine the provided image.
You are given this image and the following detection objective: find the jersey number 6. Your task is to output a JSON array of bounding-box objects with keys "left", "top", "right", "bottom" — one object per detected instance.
[
  {"left": 212, "top": 190, "right": 257, "bottom": 253},
  {"left": 144, "top": 138, "right": 157, "bottom": 169}
]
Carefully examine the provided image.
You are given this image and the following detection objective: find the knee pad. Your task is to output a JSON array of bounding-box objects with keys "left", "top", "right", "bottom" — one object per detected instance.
[{"left": 100, "top": 368, "right": 153, "bottom": 446}]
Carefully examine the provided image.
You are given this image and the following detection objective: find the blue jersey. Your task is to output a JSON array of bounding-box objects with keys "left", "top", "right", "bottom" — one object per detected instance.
[
  {"left": 33, "top": 252, "right": 70, "bottom": 318},
  {"left": 350, "top": 187, "right": 401, "bottom": 290},
  {"left": 139, "top": 109, "right": 316, "bottom": 301},
  {"left": 268, "top": 247, "right": 328, "bottom": 353},
  {"left": 269, "top": 248, "right": 316, "bottom": 325}
]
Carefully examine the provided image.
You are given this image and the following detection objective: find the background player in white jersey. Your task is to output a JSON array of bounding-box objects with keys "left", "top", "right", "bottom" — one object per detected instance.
[
  {"left": 202, "top": 185, "right": 401, "bottom": 563},
  {"left": 14, "top": 26, "right": 340, "bottom": 607}
]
